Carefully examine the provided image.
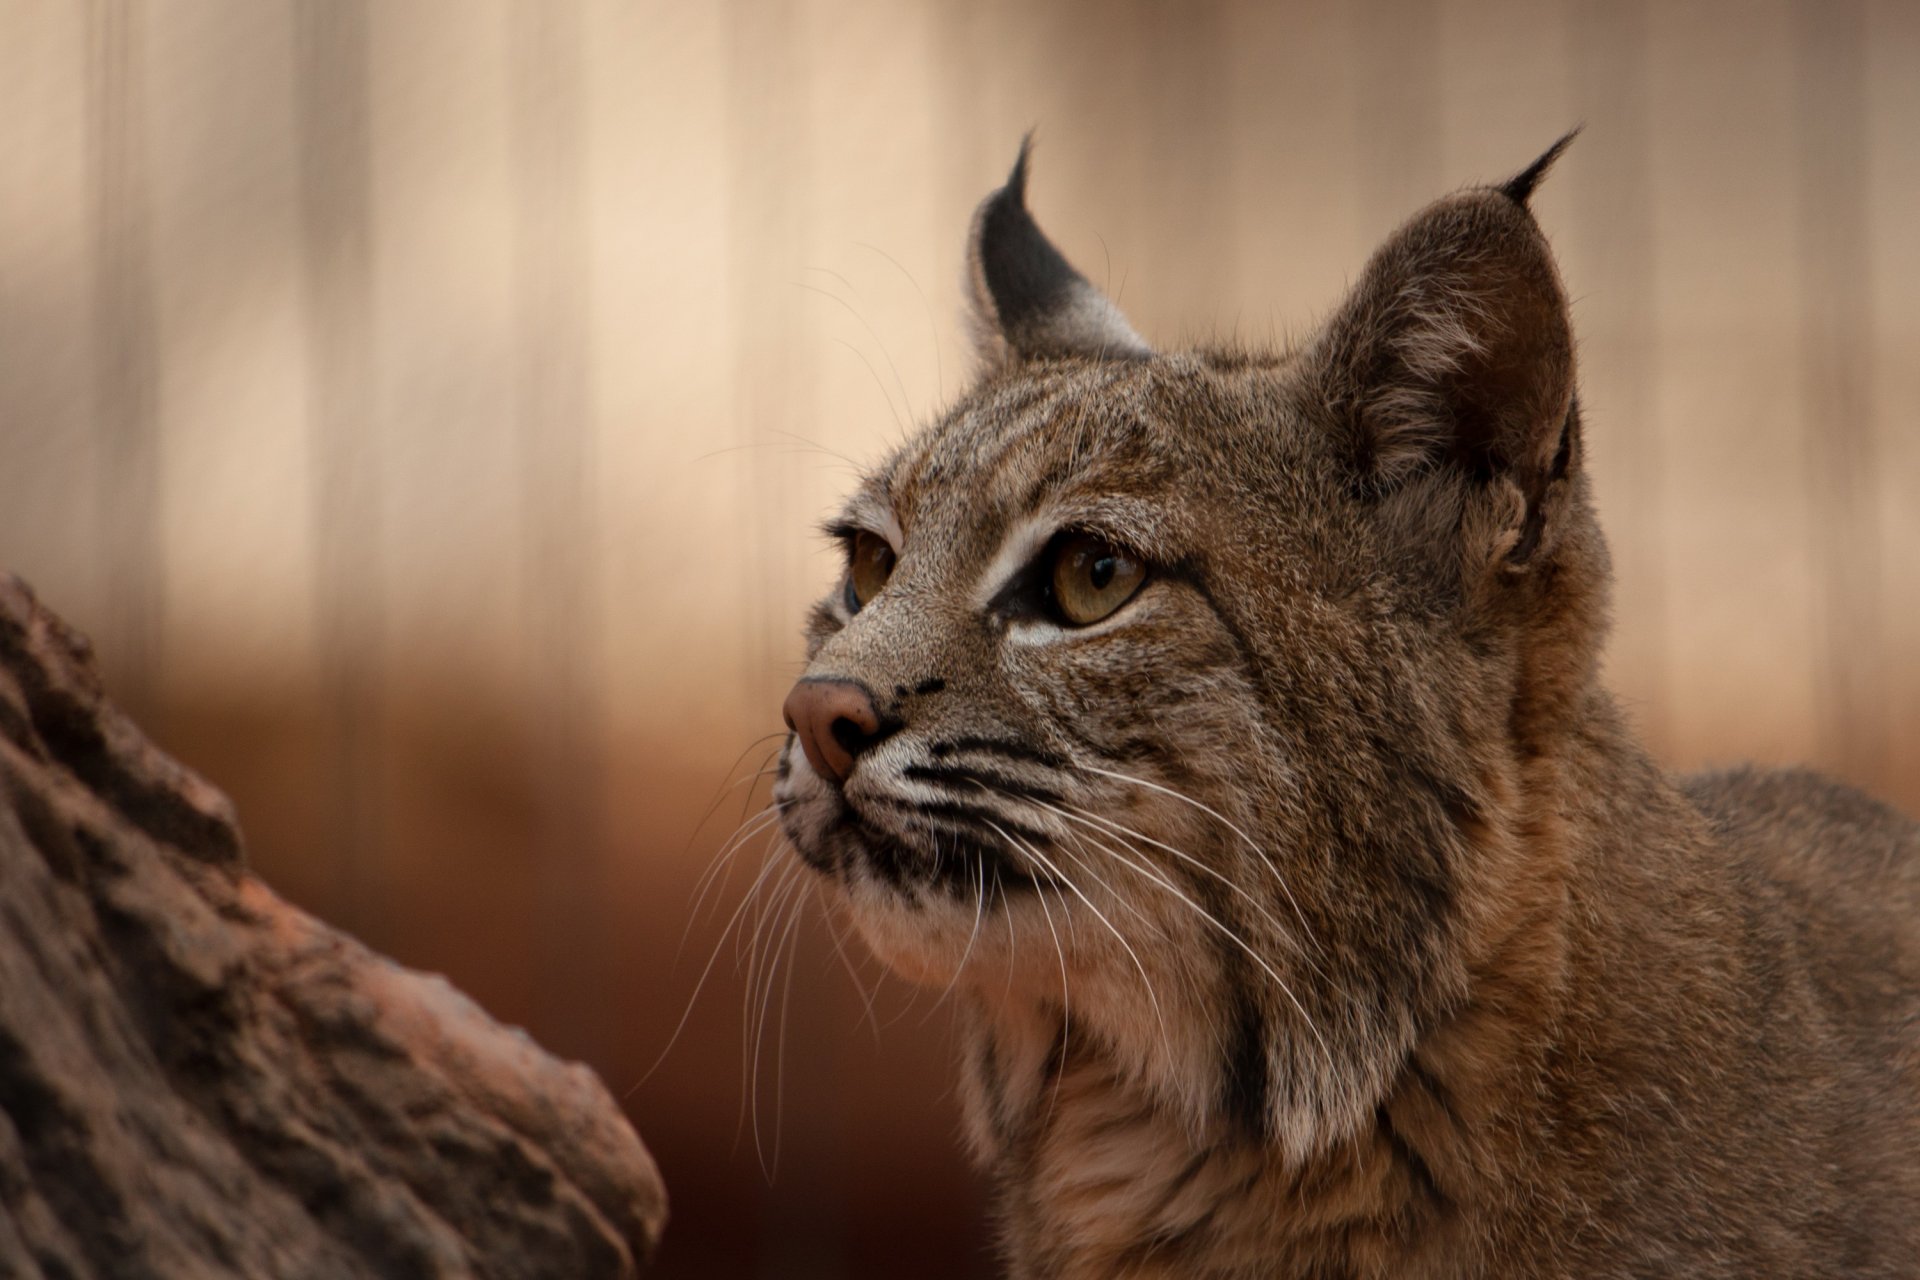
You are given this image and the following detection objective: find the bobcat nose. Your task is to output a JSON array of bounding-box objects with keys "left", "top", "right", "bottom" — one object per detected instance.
[{"left": 783, "top": 678, "right": 890, "bottom": 784}]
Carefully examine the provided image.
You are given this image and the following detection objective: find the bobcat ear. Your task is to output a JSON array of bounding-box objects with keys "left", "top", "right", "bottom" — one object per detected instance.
[
  {"left": 966, "top": 138, "right": 1150, "bottom": 367},
  {"left": 1308, "top": 138, "right": 1579, "bottom": 566}
]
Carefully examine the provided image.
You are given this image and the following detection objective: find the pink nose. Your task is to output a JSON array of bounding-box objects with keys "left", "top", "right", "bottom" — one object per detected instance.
[{"left": 782, "top": 679, "right": 885, "bottom": 783}]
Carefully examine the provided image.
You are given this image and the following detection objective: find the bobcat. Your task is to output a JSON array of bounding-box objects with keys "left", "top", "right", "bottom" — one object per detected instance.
[{"left": 771, "top": 136, "right": 1920, "bottom": 1278}]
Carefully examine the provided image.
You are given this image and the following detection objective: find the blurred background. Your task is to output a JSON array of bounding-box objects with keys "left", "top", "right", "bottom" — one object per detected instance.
[{"left": 2, "top": 1, "right": 1916, "bottom": 1275}]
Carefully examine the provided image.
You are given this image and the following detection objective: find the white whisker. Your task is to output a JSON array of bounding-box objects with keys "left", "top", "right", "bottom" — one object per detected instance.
[
  {"left": 1080, "top": 763, "right": 1323, "bottom": 952},
  {"left": 924, "top": 851, "right": 991, "bottom": 1022},
  {"left": 749, "top": 881, "right": 810, "bottom": 1179},
  {"left": 822, "top": 898, "right": 886, "bottom": 1040},
  {"left": 997, "top": 822, "right": 1176, "bottom": 1067},
  {"left": 1030, "top": 798, "right": 1337, "bottom": 1077},
  {"left": 687, "top": 800, "right": 793, "bottom": 938},
  {"left": 1054, "top": 798, "right": 1340, "bottom": 995},
  {"left": 1017, "top": 837, "right": 1073, "bottom": 1120},
  {"left": 635, "top": 841, "right": 791, "bottom": 1095}
]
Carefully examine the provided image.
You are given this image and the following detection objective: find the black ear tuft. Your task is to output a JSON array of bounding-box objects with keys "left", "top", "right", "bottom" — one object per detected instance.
[
  {"left": 1499, "top": 127, "right": 1582, "bottom": 206},
  {"left": 974, "top": 136, "right": 1071, "bottom": 343},
  {"left": 966, "top": 135, "right": 1149, "bottom": 366}
]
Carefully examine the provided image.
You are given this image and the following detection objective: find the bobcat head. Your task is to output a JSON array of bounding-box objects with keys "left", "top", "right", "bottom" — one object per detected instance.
[{"left": 773, "top": 136, "right": 1596, "bottom": 1164}]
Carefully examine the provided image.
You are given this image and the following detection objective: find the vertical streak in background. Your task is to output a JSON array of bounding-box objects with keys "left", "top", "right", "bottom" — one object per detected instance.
[
  {"left": 1793, "top": 0, "right": 1887, "bottom": 792},
  {"left": 1141, "top": 0, "right": 1230, "bottom": 333},
  {"left": 1349, "top": 0, "right": 1441, "bottom": 226},
  {"left": 726, "top": 0, "right": 809, "bottom": 708},
  {"left": 1569, "top": 0, "right": 1669, "bottom": 748},
  {"left": 294, "top": 0, "right": 384, "bottom": 938},
  {"left": 509, "top": 0, "right": 609, "bottom": 1064},
  {"left": 84, "top": 0, "right": 160, "bottom": 716},
  {"left": 725, "top": 9, "right": 847, "bottom": 1276},
  {"left": 930, "top": 0, "right": 990, "bottom": 240}
]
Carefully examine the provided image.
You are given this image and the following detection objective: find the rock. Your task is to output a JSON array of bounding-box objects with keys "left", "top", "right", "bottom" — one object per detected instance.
[{"left": 0, "top": 575, "right": 666, "bottom": 1279}]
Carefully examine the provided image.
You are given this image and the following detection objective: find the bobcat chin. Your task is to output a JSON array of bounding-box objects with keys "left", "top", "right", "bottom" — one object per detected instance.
[{"left": 772, "top": 136, "right": 1920, "bottom": 1279}]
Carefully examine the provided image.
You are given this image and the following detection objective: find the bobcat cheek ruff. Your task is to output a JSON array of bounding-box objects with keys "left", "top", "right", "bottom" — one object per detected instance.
[{"left": 769, "top": 137, "right": 1920, "bottom": 1279}]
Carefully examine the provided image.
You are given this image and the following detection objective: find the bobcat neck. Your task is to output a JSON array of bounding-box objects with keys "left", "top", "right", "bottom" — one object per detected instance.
[{"left": 954, "top": 696, "right": 1736, "bottom": 1280}]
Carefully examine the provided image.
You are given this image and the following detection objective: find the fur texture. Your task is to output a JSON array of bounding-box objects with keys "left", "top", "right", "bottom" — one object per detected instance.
[{"left": 772, "top": 143, "right": 1920, "bottom": 1278}]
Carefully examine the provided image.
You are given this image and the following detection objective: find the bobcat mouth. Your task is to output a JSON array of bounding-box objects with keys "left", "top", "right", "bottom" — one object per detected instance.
[{"left": 787, "top": 779, "right": 1052, "bottom": 898}]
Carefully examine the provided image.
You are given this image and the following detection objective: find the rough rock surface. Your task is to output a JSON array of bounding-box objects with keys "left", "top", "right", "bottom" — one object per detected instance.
[{"left": 0, "top": 575, "right": 666, "bottom": 1278}]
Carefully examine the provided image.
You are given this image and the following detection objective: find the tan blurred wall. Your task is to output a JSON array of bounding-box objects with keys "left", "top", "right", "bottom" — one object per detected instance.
[{"left": 1, "top": 2, "right": 1916, "bottom": 1276}]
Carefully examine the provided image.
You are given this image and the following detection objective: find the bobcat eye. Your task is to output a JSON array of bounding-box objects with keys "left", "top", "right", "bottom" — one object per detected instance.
[
  {"left": 1047, "top": 533, "right": 1146, "bottom": 626},
  {"left": 844, "top": 530, "right": 896, "bottom": 614}
]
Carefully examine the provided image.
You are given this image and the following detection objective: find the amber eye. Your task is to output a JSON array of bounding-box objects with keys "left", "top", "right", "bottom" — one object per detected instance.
[
  {"left": 844, "top": 530, "right": 896, "bottom": 613},
  {"left": 1048, "top": 533, "right": 1146, "bottom": 626}
]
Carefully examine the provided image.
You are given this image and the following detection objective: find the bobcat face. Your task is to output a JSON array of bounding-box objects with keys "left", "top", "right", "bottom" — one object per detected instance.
[
  {"left": 780, "top": 359, "right": 1271, "bottom": 966},
  {"left": 774, "top": 137, "right": 1596, "bottom": 1152}
]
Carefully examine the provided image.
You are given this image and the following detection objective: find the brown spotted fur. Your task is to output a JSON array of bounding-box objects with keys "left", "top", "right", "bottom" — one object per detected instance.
[{"left": 772, "top": 148, "right": 1920, "bottom": 1278}]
